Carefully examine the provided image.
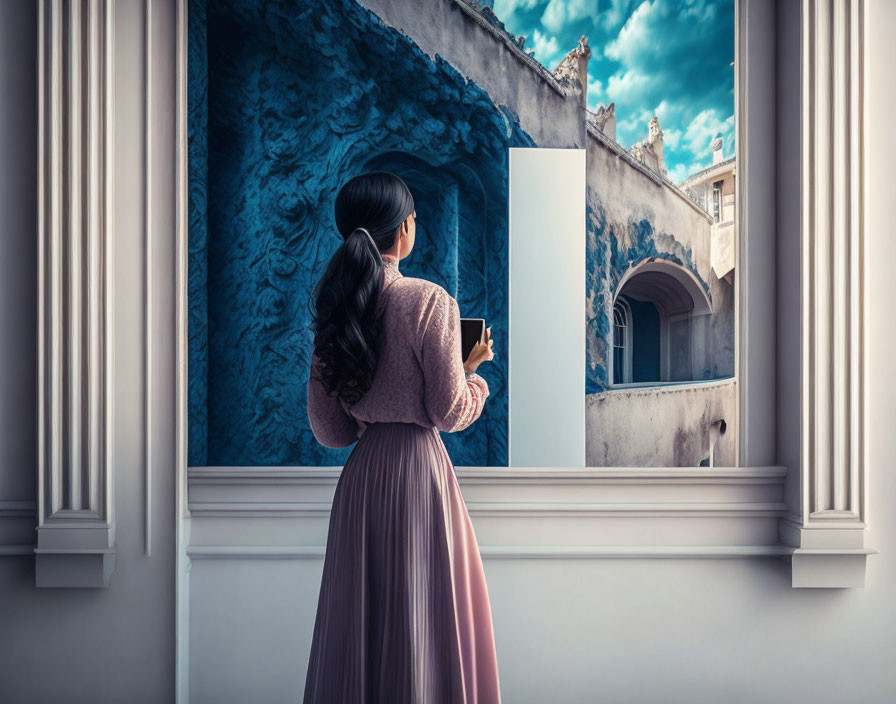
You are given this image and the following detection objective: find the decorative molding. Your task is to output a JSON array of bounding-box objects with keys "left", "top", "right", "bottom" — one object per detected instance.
[
  {"left": 187, "top": 544, "right": 796, "bottom": 561},
  {"left": 792, "top": 0, "right": 877, "bottom": 587},
  {"left": 36, "top": 0, "right": 116, "bottom": 587},
  {"left": 0, "top": 546, "right": 38, "bottom": 557},
  {"left": 187, "top": 466, "right": 790, "bottom": 558},
  {"left": 144, "top": 0, "right": 153, "bottom": 558},
  {"left": 0, "top": 500, "right": 37, "bottom": 517},
  {"left": 189, "top": 465, "right": 789, "bottom": 485},
  {"left": 175, "top": 0, "right": 191, "bottom": 700},
  {"left": 0, "top": 501, "right": 37, "bottom": 556},
  {"left": 188, "top": 500, "right": 788, "bottom": 519}
]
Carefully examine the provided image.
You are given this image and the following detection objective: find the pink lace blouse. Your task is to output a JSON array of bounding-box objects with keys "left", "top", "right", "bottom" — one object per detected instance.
[{"left": 307, "top": 253, "right": 490, "bottom": 448}]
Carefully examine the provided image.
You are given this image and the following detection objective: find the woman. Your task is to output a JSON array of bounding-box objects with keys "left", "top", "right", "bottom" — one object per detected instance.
[{"left": 303, "top": 171, "right": 500, "bottom": 703}]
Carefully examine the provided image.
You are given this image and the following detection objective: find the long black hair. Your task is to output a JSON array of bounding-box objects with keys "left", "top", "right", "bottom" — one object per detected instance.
[{"left": 308, "top": 171, "right": 415, "bottom": 405}]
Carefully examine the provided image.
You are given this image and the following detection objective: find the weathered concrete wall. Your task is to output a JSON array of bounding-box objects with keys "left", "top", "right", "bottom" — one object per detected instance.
[
  {"left": 358, "top": 0, "right": 584, "bottom": 148},
  {"left": 709, "top": 272, "right": 736, "bottom": 378},
  {"left": 586, "top": 378, "right": 737, "bottom": 467}
]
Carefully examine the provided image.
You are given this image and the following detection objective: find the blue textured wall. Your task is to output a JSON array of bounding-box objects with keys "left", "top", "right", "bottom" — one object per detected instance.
[
  {"left": 188, "top": 0, "right": 208, "bottom": 466},
  {"left": 188, "top": 0, "right": 536, "bottom": 467}
]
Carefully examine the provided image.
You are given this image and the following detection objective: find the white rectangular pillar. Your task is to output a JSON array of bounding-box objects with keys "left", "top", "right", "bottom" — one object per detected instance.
[{"left": 508, "top": 148, "right": 586, "bottom": 468}]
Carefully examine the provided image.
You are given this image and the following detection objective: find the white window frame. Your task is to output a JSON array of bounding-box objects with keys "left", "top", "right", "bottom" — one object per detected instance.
[
  {"left": 172, "top": 11, "right": 877, "bottom": 676},
  {"left": 611, "top": 296, "right": 632, "bottom": 385},
  {"left": 712, "top": 179, "right": 723, "bottom": 223}
]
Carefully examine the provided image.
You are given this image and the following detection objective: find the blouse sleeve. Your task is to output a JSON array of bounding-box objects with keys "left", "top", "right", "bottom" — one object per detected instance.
[
  {"left": 417, "top": 287, "right": 490, "bottom": 433},
  {"left": 307, "top": 351, "right": 362, "bottom": 448}
]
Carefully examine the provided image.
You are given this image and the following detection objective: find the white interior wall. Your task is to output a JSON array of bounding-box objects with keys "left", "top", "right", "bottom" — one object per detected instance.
[
  {"left": 1, "top": 1, "right": 894, "bottom": 702},
  {"left": 188, "top": 2, "right": 896, "bottom": 702},
  {"left": 0, "top": 1, "right": 177, "bottom": 702}
]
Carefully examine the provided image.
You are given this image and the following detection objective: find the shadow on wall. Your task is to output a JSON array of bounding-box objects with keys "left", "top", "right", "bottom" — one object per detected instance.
[{"left": 188, "top": 0, "right": 536, "bottom": 468}]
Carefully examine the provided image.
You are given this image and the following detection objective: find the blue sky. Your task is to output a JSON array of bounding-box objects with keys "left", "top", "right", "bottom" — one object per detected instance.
[{"left": 492, "top": 0, "right": 735, "bottom": 183}]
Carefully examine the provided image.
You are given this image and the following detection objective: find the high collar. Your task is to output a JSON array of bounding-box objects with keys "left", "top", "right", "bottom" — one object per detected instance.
[
  {"left": 375, "top": 255, "right": 402, "bottom": 317},
  {"left": 381, "top": 254, "right": 401, "bottom": 280},
  {"left": 381, "top": 254, "right": 402, "bottom": 283}
]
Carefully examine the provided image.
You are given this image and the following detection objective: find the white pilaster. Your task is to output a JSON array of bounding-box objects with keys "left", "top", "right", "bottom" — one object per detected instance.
[
  {"left": 35, "top": 0, "right": 116, "bottom": 588},
  {"left": 786, "top": 0, "right": 877, "bottom": 587}
]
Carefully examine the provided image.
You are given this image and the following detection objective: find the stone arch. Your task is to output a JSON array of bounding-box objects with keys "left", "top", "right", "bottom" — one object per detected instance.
[{"left": 612, "top": 258, "right": 713, "bottom": 383}]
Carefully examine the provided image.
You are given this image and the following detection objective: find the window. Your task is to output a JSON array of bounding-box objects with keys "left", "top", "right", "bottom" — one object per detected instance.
[
  {"left": 612, "top": 298, "right": 632, "bottom": 384},
  {"left": 712, "top": 179, "right": 724, "bottom": 222},
  {"left": 174, "top": 0, "right": 875, "bottom": 594}
]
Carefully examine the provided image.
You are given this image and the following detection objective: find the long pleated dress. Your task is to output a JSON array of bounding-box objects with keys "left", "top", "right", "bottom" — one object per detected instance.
[{"left": 303, "top": 253, "right": 501, "bottom": 704}]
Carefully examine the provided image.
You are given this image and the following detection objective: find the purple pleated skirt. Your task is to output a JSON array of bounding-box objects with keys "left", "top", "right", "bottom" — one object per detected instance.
[{"left": 302, "top": 421, "right": 502, "bottom": 704}]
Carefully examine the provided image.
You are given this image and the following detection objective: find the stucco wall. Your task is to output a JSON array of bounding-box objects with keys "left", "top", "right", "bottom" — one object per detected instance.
[{"left": 586, "top": 378, "right": 737, "bottom": 467}]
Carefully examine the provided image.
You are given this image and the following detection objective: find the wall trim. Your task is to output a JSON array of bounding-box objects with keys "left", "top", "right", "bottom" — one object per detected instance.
[
  {"left": 187, "top": 465, "right": 789, "bottom": 558},
  {"left": 189, "top": 465, "right": 788, "bottom": 484},
  {"left": 790, "top": 0, "right": 877, "bottom": 588},
  {"left": 35, "top": 0, "right": 116, "bottom": 588},
  {"left": 175, "top": 0, "right": 191, "bottom": 700},
  {"left": 187, "top": 501, "right": 788, "bottom": 519},
  {"left": 143, "top": 0, "right": 154, "bottom": 558},
  {"left": 0, "top": 501, "right": 37, "bottom": 556},
  {"left": 187, "top": 544, "right": 797, "bottom": 561}
]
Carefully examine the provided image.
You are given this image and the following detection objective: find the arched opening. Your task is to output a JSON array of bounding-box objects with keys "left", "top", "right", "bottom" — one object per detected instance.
[{"left": 612, "top": 259, "right": 713, "bottom": 384}]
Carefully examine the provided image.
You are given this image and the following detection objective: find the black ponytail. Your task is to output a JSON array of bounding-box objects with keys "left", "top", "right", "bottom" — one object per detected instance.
[{"left": 308, "top": 171, "right": 415, "bottom": 405}]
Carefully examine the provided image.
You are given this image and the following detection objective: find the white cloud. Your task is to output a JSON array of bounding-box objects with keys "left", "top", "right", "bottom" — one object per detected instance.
[
  {"left": 604, "top": 0, "right": 721, "bottom": 71},
  {"left": 682, "top": 0, "right": 717, "bottom": 22},
  {"left": 604, "top": 69, "right": 654, "bottom": 105},
  {"left": 667, "top": 161, "right": 692, "bottom": 184},
  {"left": 601, "top": 0, "right": 632, "bottom": 30},
  {"left": 604, "top": 0, "right": 657, "bottom": 64},
  {"left": 587, "top": 73, "right": 603, "bottom": 103},
  {"left": 616, "top": 105, "right": 653, "bottom": 137},
  {"left": 653, "top": 99, "right": 671, "bottom": 120},
  {"left": 493, "top": 0, "right": 545, "bottom": 17},
  {"left": 681, "top": 107, "right": 734, "bottom": 159},
  {"left": 661, "top": 126, "right": 681, "bottom": 150},
  {"left": 530, "top": 27, "right": 562, "bottom": 65},
  {"left": 540, "top": 0, "right": 597, "bottom": 35}
]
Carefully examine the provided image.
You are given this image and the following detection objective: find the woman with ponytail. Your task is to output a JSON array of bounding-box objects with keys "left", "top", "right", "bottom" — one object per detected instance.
[{"left": 303, "top": 171, "right": 501, "bottom": 703}]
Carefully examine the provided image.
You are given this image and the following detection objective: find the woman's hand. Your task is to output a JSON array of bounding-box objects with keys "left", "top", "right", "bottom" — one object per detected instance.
[{"left": 463, "top": 326, "right": 495, "bottom": 374}]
